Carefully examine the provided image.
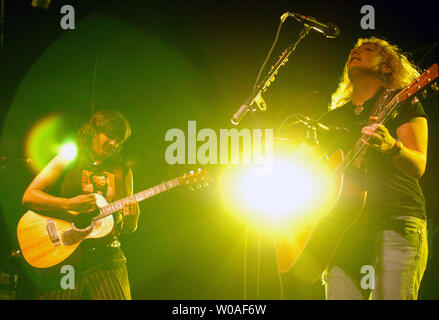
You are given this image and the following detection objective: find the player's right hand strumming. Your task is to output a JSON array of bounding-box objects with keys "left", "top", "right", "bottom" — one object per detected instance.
[{"left": 66, "top": 194, "right": 98, "bottom": 213}]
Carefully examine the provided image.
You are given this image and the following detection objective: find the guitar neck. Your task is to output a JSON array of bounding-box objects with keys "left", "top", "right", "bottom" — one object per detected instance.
[
  {"left": 94, "top": 178, "right": 181, "bottom": 221},
  {"left": 333, "top": 91, "right": 402, "bottom": 177}
]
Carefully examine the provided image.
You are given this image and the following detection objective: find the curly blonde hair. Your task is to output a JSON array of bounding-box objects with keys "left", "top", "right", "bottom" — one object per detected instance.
[{"left": 329, "top": 37, "right": 421, "bottom": 110}]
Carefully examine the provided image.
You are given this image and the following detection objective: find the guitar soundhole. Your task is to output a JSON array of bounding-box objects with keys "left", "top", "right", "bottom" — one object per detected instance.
[{"left": 72, "top": 210, "right": 99, "bottom": 230}]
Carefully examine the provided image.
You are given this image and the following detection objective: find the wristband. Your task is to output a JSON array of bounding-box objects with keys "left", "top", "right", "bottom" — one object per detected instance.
[{"left": 387, "top": 140, "right": 403, "bottom": 159}]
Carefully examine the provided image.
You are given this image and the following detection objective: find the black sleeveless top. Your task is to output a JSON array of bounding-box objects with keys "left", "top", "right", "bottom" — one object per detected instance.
[
  {"left": 318, "top": 89, "right": 427, "bottom": 220},
  {"left": 52, "top": 151, "right": 128, "bottom": 247}
]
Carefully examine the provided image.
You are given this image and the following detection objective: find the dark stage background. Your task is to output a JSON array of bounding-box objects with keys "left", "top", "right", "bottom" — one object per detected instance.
[{"left": 0, "top": 0, "right": 438, "bottom": 299}]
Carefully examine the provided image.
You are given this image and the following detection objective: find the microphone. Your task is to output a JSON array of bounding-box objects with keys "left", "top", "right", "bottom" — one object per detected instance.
[
  {"left": 289, "top": 13, "right": 340, "bottom": 39},
  {"left": 294, "top": 114, "right": 348, "bottom": 134},
  {"left": 0, "top": 156, "right": 32, "bottom": 163},
  {"left": 231, "top": 103, "right": 252, "bottom": 125},
  {"left": 232, "top": 91, "right": 267, "bottom": 125}
]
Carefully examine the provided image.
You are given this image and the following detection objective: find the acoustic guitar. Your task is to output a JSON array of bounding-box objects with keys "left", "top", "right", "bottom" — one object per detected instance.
[
  {"left": 17, "top": 169, "right": 209, "bottom": 268},
  {"left": 277, "top": 63, "right": 438, "bottom": 283}
]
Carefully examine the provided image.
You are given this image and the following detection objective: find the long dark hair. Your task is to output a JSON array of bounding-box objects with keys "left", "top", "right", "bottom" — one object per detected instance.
[{"left": 77, "top": 110, "right": 131, "bottom": 159}]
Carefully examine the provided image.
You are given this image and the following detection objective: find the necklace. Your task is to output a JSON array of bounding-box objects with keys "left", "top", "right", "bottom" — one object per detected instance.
[
  {"left": 353, "top": 89, "right": 394, "bottom": 117},
  {"left": 354, "top": 106, "right": 363, "bottom": 115}
]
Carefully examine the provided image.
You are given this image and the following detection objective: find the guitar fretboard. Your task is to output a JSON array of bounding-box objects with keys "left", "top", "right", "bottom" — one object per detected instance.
[{"left": 93, "top": 178, "right": 180, "bottom": 221}]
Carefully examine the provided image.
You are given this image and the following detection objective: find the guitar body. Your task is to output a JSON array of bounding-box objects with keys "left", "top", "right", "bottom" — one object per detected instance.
[
  {"left": 276, "top": 149, "right": 367, "bottom": 283},
  {"left": 16, "top": 168, "right": 210, "bottom": 269},
  {"left": 17, "top": 193, "right": 114, "bottom": 269}
]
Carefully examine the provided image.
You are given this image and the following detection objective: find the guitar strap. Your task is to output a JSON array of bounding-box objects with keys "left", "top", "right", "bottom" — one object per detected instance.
[
  {"left": 112, "top": 163, "right": 126, "bottom": 235},
  {"left": 113, "top": 164, "right": 126, "bottom": 200}
]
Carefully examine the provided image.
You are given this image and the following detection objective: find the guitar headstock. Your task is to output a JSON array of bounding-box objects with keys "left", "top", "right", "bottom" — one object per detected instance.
[
  {"left": 178, "top": 168, "right": 210, "bottom": 190},
  {"left": 397, "top": 63, "right": 438, "bottom": 103}
]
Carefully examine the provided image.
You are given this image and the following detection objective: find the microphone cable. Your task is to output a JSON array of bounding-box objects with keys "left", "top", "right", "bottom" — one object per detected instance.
[{"left": 252, "top": 14, "right": 289, "bottom": 94}]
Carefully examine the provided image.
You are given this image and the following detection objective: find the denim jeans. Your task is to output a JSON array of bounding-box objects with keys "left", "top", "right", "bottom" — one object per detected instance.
[{"left": 324, "top": 215, "right": 428, "bottom": 300}]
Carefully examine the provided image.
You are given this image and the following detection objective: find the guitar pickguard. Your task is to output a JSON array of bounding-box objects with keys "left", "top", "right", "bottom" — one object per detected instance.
[{"left": 61, "top": 224, "right": 94, "bottom": 246}]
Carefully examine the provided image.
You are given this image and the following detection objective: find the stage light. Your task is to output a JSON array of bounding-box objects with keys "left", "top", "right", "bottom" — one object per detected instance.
[
  {"left": 239, "top": 160, "right": 320, "bottom": 219},
  {"left": 219, "top": 143, "right": 334, "bottom": 235},
  {"left": 59, "top": 142, "right": 77, "bottom": 161},
  {"left": 25, "top": 113, "right": 77, "bottom": 173}
]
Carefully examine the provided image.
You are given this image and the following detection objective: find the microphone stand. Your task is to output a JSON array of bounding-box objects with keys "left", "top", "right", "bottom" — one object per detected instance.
[
  {"left": 0, "top": 157, "right": 32, "bottom": 174},
  {"left": 231, "top": 25, "right": 312, "bottom": 125}
]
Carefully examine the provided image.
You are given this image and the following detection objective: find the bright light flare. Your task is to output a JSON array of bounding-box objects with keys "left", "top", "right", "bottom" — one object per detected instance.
[
  {"left": 25, "top": 114, "right": 77, "bottom": 172},
  {"left": 59, "top": 142, "right": 77, "bottom": 161},
  {"left": 219, "top": 143, "right": 335, "bottom": 235},
  {"left": 241, "top": 161, "right": 316, "bottom": 219}
]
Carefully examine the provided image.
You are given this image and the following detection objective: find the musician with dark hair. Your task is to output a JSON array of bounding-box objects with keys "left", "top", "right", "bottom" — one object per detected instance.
[
  {"left": 22, "top": 110, "right": 139, "bottom": 299},
  {"left": 316, "top": 37, "right": 429, "bottom": 300}
]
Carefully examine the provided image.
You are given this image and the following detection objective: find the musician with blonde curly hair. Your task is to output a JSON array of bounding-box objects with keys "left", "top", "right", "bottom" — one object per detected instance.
[{"left": 317, "top": 37, "right": 428, "bottom": 300}]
